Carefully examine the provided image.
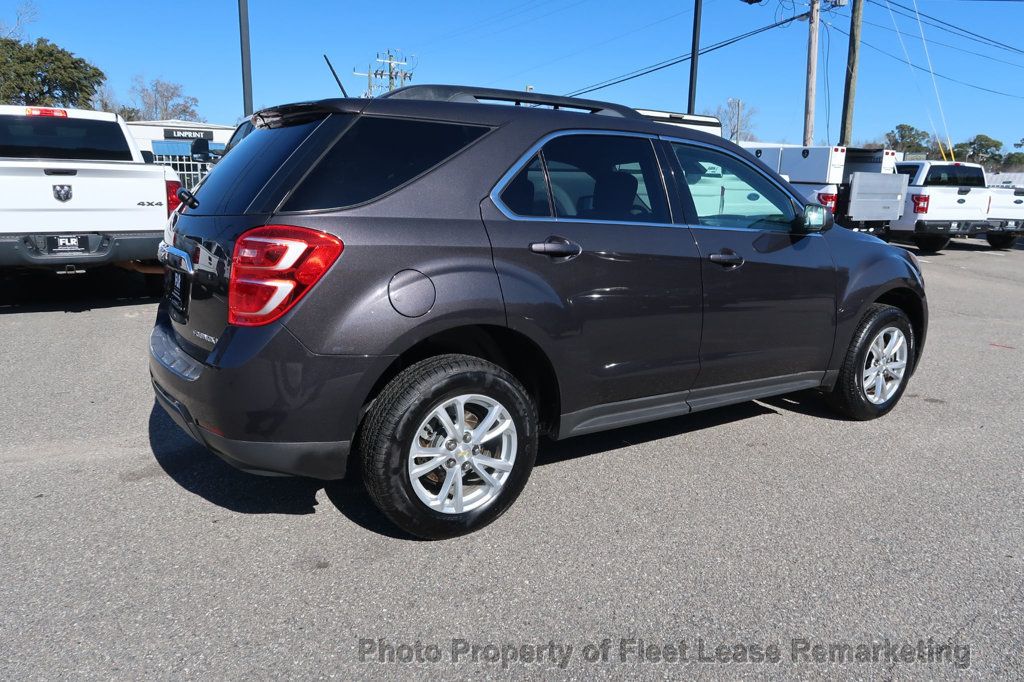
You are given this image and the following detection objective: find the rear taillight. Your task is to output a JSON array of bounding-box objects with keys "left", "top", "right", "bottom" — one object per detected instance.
[
  {"left": 26, "top": 107, "right": 67, "bottom": 117},
  {"left": 165, "top": 180, "right": 182, "bottom": 216},
  {"left": 817, "top": 193, "right": 837, "bottom": 212},
  {"left": 912, "top": 194, "right": 930, "bottom": 214},
  {"left": 228, "top": 225, "right": 343, "bottom": 326}
]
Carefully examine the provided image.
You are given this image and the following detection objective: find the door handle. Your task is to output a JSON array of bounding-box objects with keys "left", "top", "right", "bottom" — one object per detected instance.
[
  {"left": 709, "top": 251, "right": 744, "bottom": 267},
  {"left": 529, "top": 237, "right": 582, "bottom": 258}
]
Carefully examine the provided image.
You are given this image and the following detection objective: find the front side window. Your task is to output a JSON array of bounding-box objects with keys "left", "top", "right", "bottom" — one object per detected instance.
[
  {"left": 540, "top": 135, "right": 669, "bottom": 223},
  {"left": 671, "top": 143, "right": 797, "bottom": 231}
]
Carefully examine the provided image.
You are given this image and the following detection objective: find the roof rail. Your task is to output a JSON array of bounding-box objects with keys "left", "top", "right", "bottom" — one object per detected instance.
[{"left": 380, "top": 84, "right": 642, "bottom": 118}]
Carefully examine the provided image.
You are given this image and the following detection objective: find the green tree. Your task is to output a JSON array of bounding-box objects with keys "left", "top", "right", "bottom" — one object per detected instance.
[
  {"left": 952, "top": 134, "right": 1003, "bottom": 165},
  {"left": 0, "top": 37, "right": 104, "bottom": 107},
  {"left": 1001, "top": 152, "right": 1024, "bottom": 171},
  {"left": 884, "top": 124, "right": 931, "bottom": 153}
]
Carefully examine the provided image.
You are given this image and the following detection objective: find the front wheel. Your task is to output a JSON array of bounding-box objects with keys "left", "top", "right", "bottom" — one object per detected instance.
[
  {"left": 359, "top": 354, "right": 538, "bottom": 539},
  {"left": 986, "top": 233, "right": 1018, "bottom": 250},
  {"left": 913, "top": 235, "right": 950, "bottom": 253},
  {"left": 825, "top": 304, "right": 916, "bottom": 420}
]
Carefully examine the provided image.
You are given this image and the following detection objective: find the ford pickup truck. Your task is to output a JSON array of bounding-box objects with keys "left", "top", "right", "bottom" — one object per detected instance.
[
  {"left": 0, "top": 105, "right": 181, "bottom": 278},
  {"left": 890, "top": 160, "right": 1021, "bottom": 252}
]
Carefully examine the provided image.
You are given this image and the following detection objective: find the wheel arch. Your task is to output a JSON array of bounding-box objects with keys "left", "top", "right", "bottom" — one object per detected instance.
[{"left": 361, "top": 324, "right": 562, "bottom": 437}]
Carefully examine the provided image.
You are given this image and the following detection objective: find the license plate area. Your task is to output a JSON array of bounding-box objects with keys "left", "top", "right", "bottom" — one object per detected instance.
[
  {"left": 168, "top": 270, "right": 191, "bottom": 322},
  {"left": 47, "top": 235, "right": 87, "bottom": 254}
]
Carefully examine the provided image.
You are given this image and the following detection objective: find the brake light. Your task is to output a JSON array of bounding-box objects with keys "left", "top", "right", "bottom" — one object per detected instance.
[
  {"left": 817, "top": 193, "right": 837, "bottom": 212},
  {"left": 25, "top": 107, "right": 67, "bottom": 117},
  {"left": 912, "top": 194, "right": 930, "bottom": 214},
  {"left": 165, "top": 180, "right": 182, "bottom": 216},
  {"left": 228, "top": 225, "right": 343, "bottom": 326}
]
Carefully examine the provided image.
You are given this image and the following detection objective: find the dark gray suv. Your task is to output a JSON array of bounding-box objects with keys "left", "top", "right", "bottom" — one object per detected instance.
[{"left": 151, "top": 85, "right": 927, "bottom": 539}]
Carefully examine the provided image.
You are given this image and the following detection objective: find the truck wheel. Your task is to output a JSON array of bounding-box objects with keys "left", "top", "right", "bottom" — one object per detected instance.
[
  {"left": 825, "top": 304, "right": 916, "bottom": 421},
  {"left": 913, "top": 235, "right": 950, "bottom": 253},
  {"left": 986, "top": 233, "right": 1018, "bottom": 250},
  {"left": 359, "top": 354, "right": 538, "bottom": 539}
]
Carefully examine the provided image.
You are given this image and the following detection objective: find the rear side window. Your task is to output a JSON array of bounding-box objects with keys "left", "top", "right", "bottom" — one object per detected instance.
[
  {"left": 0, "top": 115, "right": 132, "bottom": 161},
  {"left": 895, "top": 164, "right": 918, "bottom": 180},
  {"left": 924, "top": 165, "right": 985, "bottom": 187},
  {"left": 500, "top": 154, "right": 551, "bottom": 217},
  {"left": 189, "top": 118, "right": 323, "bottom": 215},
  {"left": 283, "top": 117, "right": 489, "bottom": 211},
  {"left": 540, "top": 135, "right": 669, "bottom": 223}
]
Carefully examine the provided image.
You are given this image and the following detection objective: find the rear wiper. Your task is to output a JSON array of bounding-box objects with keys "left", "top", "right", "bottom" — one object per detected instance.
[{"left": 176, "top": 187, "right": 199, "bottom": 209}]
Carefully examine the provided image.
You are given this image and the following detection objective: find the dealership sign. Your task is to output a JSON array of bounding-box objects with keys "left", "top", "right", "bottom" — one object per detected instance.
[{"left": 163, "top": 128, "right": 213, "bottom": 140}]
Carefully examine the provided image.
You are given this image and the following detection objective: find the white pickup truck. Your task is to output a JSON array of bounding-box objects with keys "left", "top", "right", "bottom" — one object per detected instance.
[
  {"left": 0, "top": 105, "right": 181, "bottom": 277},
  {"left": 891, "top": 160, "right": 1023, "bottom": 252}
]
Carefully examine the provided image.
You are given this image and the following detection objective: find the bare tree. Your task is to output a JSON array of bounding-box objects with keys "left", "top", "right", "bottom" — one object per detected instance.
[
  {"left": 0, "top": 1, "right": 37, "bottom": 39},
  {"left": 130, "top": 76, "right": 201, "bottom": 121},
  {"left": 707, "top": 99, "right": 757, "bottom": 143}
]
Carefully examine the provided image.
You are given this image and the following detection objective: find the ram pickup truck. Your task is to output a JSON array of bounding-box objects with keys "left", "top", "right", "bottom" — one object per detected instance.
[
  {"left": 0, "top": 105, "right": 181, "bottom": 277},
  {"left": 891, "top": 161, "right": 994, "bottom": 252}
]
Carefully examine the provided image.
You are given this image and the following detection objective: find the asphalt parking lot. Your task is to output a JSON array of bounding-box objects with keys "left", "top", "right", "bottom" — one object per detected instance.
[{"left": 1, "top": 238, "right": 1021, "bottom": 678}]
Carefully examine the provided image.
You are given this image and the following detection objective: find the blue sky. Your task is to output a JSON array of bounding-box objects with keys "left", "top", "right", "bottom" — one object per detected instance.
[{"left": 10, "top": 0, "right": 1024, "bottom": 149}]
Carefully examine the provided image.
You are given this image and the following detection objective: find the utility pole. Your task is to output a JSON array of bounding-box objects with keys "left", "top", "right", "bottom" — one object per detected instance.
[
  {"left": 238, "top": 0, "right": 253, "bottom": 116},
  {"left": 838, "top": 0, "right": 863, "bottom": 146},
  {"left": 803, "top": 0, "right": 820, "bottom": 146},
  {"left": 687, "top": 0, "right": 703, "bottom": 114},
  {"left": 354, "top": 50, "right": 415, "bottom": 98}
]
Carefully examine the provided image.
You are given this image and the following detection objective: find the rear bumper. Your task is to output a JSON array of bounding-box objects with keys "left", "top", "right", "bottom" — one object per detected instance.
[
  {"left": 913, "top": 220, "right": 987, "bottom": 236},
  {"left": 985, "top": 219, "right": 1023, "bottom": 234},
  {"left": 0, "top": 231, "right": 161, "bottom": 269},
  {"left": 149, "top": 306, "right": 388, "bottom": 480}
]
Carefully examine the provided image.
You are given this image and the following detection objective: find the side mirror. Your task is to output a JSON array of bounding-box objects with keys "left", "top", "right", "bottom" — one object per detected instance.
[
  {"left": 140, "top": 150, "right": 154, "bottom": 164},
  {"left": 798, "top": 203, "right": 833, "bottom": 232},
  {"left": 190, "top": 138, "right": 211, "bottom": 163}
]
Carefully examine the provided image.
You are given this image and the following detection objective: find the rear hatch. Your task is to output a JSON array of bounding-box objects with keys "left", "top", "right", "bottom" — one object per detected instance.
[
  {"left": 163, "top": 109, "right": 346, "bottom": 360},
  {"left": 0, "top": 112, "right": 169, "bottom": 234}
]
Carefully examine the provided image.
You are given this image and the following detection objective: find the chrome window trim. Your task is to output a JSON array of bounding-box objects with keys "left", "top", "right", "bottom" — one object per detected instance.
[{"left": 489, "top": 128, "right": 678, "bottom": 228}]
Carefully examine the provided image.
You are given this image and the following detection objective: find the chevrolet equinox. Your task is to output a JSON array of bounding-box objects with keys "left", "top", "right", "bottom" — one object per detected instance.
[{"left": 151, "top": 85, "right": 928, "bottom": 539}]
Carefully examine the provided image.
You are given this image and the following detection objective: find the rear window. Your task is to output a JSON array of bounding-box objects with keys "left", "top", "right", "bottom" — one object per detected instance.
[
  {"left": 282, "top": 117, "right": 489, "bottom": 211},
  {"left": 0, "top": 115, "right": 133, "bottom": 161},
  {"left": 895, "top": 164, "right": 917, "bottom": 179},
  {"left": 188, "top": 118, "right": 323, "bottom": 215},
  {"left": 924, "top": 164, "right": 985, "bottom": 187}
]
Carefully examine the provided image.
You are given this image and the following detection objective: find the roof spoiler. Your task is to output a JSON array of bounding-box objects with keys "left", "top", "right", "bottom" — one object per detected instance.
[
  {"left": 380, "top": 84, "right": 642, "bottom": 119},
  {"left": 252, "top": 100, "right": 364, "bottom": 129}
]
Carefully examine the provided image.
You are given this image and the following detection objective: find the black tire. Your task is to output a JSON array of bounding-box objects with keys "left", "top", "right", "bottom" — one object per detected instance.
[
  {"left": 986, "top": 233, "right": 1018, "bottom": 250},
  {"left": 359, "top": 354, "right": 538, "bottom": 539},
  {"left": 913, "top": 235, "right": 950, "bottom": 253},
  {"left": 825, "top": 304, "right": 916, "bottom": 421}
]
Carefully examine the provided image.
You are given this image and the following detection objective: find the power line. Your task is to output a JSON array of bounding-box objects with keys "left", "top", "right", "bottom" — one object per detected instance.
[
  {"left": 866, "top": 0, "right": 1024, "bottom": 56},
  {"left": 907, "top": 0, "right": 954, "bottom": 158},
  {"left": 565, "top": 13, "right": 807, "bottom": 98},
  {"left": 833, "top": 10, "right": 1024, "bottom": 69},
  {"left": 826, "top": 21, "right": 1024, "bottom": 99},
  {"left": 485, "top": 5, "right": 702, "bottom": 87}
]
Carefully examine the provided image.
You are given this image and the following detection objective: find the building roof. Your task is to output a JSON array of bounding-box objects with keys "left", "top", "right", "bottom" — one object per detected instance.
[{"left": 128, "top": 119, "right": 235, "bottom": 130}]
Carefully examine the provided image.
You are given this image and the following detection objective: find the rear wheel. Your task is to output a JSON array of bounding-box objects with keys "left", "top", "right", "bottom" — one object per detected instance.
[
  {"left": 986, "top": 233, "right": 1018, "bottom": 250},
  {"left": 913, "top": 235, "right": 950, "bottom": 253},
  {"left": 359, "top": 354, "right": 537, "bottom": 539},
  {"left": 825, "top": 304, "right": 916, "bottom": 421}
]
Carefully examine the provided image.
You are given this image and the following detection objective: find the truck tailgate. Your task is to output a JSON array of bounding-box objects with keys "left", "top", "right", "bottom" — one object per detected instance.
[
  {"left": 0, "top": 159, "right": 169, "bottom": 235},
  {"left": 916, "top": 186, "right": 991, "bottom": 222},
  {"left": 845, "top": 172, "right": 908, "bottom": 221},
  {"left": 988, "top": 187, "right": 1024, "bottom": 222}
]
